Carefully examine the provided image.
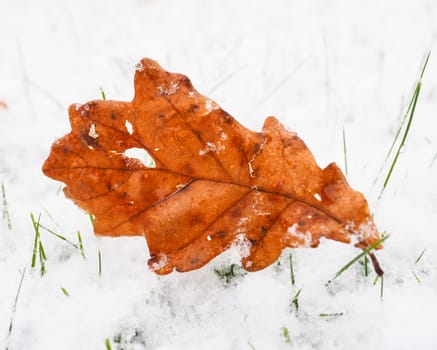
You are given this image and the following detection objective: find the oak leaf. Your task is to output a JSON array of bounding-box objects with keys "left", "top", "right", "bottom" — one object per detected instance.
[{"left": 43, "top": 58, "right": 381, "bottom": 274}]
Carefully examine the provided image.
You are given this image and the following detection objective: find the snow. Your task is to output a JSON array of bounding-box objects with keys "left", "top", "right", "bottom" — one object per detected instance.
[{"left": 1, "top": 0, "right": 437, "bottom": 349}]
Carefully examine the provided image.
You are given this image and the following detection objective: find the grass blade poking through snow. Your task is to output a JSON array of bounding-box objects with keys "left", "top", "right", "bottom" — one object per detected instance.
[
  {"left": 342, "top": 126, "right": 348, "bottom": 175},
  {"left": 378, "top": 52, "right": 430, "bottom": 198},
  {"left": 5, "top": 268, "right": 26, "bottom": 350},
  {"left": 77, "top": 231, "right": 86, "bottom": 259},
  {"left": 30, "top": 213, "right": 41, "bottom": 268},
  {"left": 100, "top": 86, "right": 106, "bottom": 100},
  {"left": 39, "top": 223, "right": 79, "bottom": 249},
  {"left": 2, "top": 182, "right": 12, "bottom": 229},
  {"left": 411, "top": 248, "right": 427, "bottom": 284},
  {"left": 290, "top": 288, "right": 302, "bottom": 313},
  {"left": 61, "top": 287, "right": 70, "bottom": 297},
  {"left": 30, "top": 213, "right": 49, "bottom": 275},
  {"left": 289, "top": 253, "right": 295, "bottom": 286},
  {"left": 105, "top": 338, "right": 112, "bottom": 350},
  {"left": 98, "top": 249, "right": 102, "bottom": 278},
  {"left": 326, "top": 235, "right": 389, "bottom": 285}
]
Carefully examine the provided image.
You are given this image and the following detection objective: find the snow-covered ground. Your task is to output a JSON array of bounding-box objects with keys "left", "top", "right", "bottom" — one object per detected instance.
[{"left": 1, "top": 0, "right": 437, "bottom": 349}]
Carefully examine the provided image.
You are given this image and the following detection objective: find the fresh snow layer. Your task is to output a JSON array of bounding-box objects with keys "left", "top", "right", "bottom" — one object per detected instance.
[{"left": 1, "top": 0, "right": 437, "bottom": 349}]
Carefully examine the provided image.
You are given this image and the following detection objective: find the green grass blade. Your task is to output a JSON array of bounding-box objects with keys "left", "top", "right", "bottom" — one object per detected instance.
[
  {"left": 289, "top": 253, "right": 295, "bottom": 286},
  {"left": 326, "top": 235, "right": 389, "bottom": 285},
  {"left": 104, "top": 338, "right": 112, "bottom": 350},
  {"left": 379, "top": 81, "right": 421, "bottom": 197},
  {"left": 30, "top": 213, "right": 41, "bottom": 268},
  {"left": 38, "top": 241, "right": 47, "bottom": 276},
  {"left": 414, "top": 248, "right": 427, "bottom": 265},
  {"left": 2, "top": 182, "right": 12, "bottom": 229},
  {"left": 89, "top": 214, "right": 95, "bottom": 226},
  {"left": 290, "top": 288, "right": 302, "bottom": 313},
  {"left": 6, "top": 268, "right": 26, "bottom": 336},
  {"left": 281, "top": 326, "right": 291, "bottom": 343},
  {"left": 77, "top": 231, "right": 86, "bottom": 259},
  {"left": 378, "top": 52, "right": 430, "bottom": 197},
  {"left": 39, "top": 223, "right": 79, "bottom": 249},
  {"left": 100, "top": 87, "right": 106, "bottom": 101},
  {"left": 342, "top": 126, "right": 348, "bottom": 175},
  {"left": 364, "top": 253, "right": 369, "bottom": 277},
  {"left": 380, "top": 275, "right": 384, "bottom": 300},
  {"left": 412, "top": 270, "right": 421, "bottom": 284},
  {"left": 319, "top": 312, "right": 344, "bottom": 317},
  {"left": 61, "top": 287, "right": 70, "bottom": 296},
  {"left": 6, "top": 268, "right": 26, "bottom": 349},
  {"left": 98, "top": 249, "right": 102, "bottom": 278}
]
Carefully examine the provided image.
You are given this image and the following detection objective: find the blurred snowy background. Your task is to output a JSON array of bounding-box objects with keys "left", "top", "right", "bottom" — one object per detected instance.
[{"left": 1, "top": 0, "right": 437, "bottom": 349}]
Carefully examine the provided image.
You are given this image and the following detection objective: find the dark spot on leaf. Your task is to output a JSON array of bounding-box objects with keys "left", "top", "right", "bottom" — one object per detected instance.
[
  {"left": 190, "top": 257, "right": 199, "bottom": 265},
  {"left": 230, "top": 208, "right": 242, "bottom": 218},
  {"left": 216, "top": 231, "right": 226, "bottom": 239},
  {"left": 188, "top": 104, "right": 199, "bottom": 113}
]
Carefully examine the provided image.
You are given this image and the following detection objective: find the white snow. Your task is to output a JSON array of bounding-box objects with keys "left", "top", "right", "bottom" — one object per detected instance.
[
  {"left": 88, "top": 124, "right": 99, "bottom": 139},
  {"left": 125, "top": 120, "right": 134, "bottom": 135},
  {"left": 1, "top": 0, "right": 437, "bottom": 349},
  {"left": 287, "top": 224, "right": 312, "bottom": 248}
]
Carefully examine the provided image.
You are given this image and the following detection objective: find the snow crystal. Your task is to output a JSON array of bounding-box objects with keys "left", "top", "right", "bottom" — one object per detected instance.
[
  {"left": 233, "top": 234, "right": 251, "bottom": 258},
  {"left": 125, "top": 120, "right": 133, "bottom": 135},
  {"left": 313, "top": 193, "right": 322, "bottom": 201},
  {"left": 149, "top": 254, "right": 168, "bottom": 272},
  {"left": 88, "top": 124, "right": 99, "bottom": 139},
  {"left": 204, "top": 98, "right": 219, "bottom": 112},
  {"left": 248, "top": 138, "right": 267, "bottom": 178},
  {"left": 199, "top": 141, "right": 225, "bottom": 156},
  {"left": 287, "top": 224, "right": 312, "bottom": 247},
  {"left": 135, "top": 61, "right": 144, "bottom": 72},
  {"left": 157, "top": 81, "right": 179, "bottom": 95}
]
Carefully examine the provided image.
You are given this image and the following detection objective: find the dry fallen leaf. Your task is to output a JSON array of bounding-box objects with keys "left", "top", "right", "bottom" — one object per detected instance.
[{"left": 43, "top": 58, "right": 382, "bottom": 274}]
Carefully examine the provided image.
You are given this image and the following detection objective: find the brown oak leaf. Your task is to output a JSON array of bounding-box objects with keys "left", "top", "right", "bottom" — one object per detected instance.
[{"left": 43, "top": 58, "right": 381, "bottom": 275}]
